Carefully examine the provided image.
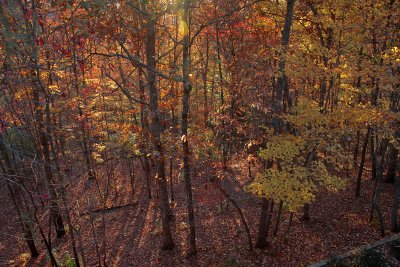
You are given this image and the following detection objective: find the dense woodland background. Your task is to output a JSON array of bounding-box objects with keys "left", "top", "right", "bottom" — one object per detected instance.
[{"left": 0, "top": 0, "right": 399, "bottom": 266}]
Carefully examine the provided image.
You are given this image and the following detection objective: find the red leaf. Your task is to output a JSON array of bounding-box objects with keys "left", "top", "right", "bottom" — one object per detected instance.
[
  {"left": 39, "top": 194, "right": 50, "bottom": 199},
  {"left": 78, "top": 37, "right": 85, "bottom": 49},
  {"left": 79, "top": 61, "right": 85, "bottom": 73},
  {"left": 52, "top": 42, "right": 62, "bottom": 52},
  {"left": 38, "top": 15, "right": 44, "bottom": 27},
  {"left": 35, "top": 37, "right": 44, "bottom": 47},
  {"left": 64, "top": 49, "right": 72, "bottom": 57},
  {"left": 0, "top": 120, "right": 7, "bottom": 133},
  {"left": 24, "top": 9, "right": 33, "bottom": 21}
]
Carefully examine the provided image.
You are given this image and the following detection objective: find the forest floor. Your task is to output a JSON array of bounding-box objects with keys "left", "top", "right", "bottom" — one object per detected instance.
[{"left": 0, "top": 155, "right": 398, "bottom": 267}]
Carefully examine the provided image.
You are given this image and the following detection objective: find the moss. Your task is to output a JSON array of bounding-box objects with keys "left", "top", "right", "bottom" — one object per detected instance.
[
  {"left": 224, "top": 256, "right": 238, "bottom": 267},
  {"left": 323, "top": 248, "right": 387, "bottom": 267},
  {"left": 356, "top": 249, "right": 387, "bottom": 267},
  {"left": 390, "top": 239, "right": 400, "bottom": 260},
  {"left": 324, "top": 257, "right": 349, "bottom": 267}
]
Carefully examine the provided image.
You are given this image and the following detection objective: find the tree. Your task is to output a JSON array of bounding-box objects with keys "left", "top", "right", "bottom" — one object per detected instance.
[{"left": 181, "top": 0, "right": 197, "bottom": 256}]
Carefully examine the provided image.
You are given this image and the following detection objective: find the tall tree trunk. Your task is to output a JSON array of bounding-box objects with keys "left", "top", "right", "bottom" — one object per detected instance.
[
  {"left": 273, "top": 0, "right": 295, "bottom": 121},
  {"left": 256, "top": 0, "right": 295, "bottom": 248},
  {"left": 69, "top": 12, "right": 96, "bottom": 181},
  {"left": 215, "top": 23, "right": 227, "bottom": 168},
  {"left": 27, "top": 0, "right": 65, "bottom": 238},
  {"left": 203, "top": 36, "right": 210, "bottom": 125},
  {"left": 137, "top": 57, "right": 152, "bottom": 199},
  {"left": 181, "top": 0, "right": 196, "bottom": 256},
  {"left": 144, "top": 10, "right": 175, "bottom": 250}
]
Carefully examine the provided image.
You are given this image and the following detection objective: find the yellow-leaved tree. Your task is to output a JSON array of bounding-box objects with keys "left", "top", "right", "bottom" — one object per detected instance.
[{"left": 247, "top": 99, "right": 351, "bottom": 213}]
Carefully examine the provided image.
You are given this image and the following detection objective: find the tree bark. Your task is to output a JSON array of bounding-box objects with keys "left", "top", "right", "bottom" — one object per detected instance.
[
  {"left": 203, "top": 36, "right": 210, "bottom": 124},
  {"left": 144, "top": 8, "right": 175, "bottom": 250},
  {"left": 256, "top": 198, "right": 270, "bottom": 249},
  {"left": 273, "top": 200, "right": 284, "bottom": 236},
  {"left": 355, "top": 127, "right": 371, "bottom": 197},
  {"left": 385, "top": 143, "right": 397, "bottom": 183},
  {"left": 169, "top": 157, "right": 174, "bottom": 202},
  {"left": 273, "top": 0, "right": 295, "bottom": 125},
  {"left": 303, "top": 203, "right": 311, "bottom": 221},
  {"left": 181, "top": 0, "right": 196, "bottom": 256},
  {"left": 266, "top": 200, "right": 275, "bottom": 236},
  {"left": 353, "top": 130, "right": 360, "bottom": 168}
]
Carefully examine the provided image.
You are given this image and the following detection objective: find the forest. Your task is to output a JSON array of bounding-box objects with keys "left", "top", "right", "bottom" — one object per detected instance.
[{"left": 0, "top": 0, "right": 399, "bottom": 266}]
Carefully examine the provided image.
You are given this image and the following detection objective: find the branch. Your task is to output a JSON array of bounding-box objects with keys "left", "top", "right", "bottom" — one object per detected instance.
[
  {"left": 105, "top": 73, "right": 149, "bottom": 106},
  {"left": 91, "top": 51, "right": 182, "bottom": 82},
  {"left": 190, "top": 0, "right": 266, "bottom": 46}
]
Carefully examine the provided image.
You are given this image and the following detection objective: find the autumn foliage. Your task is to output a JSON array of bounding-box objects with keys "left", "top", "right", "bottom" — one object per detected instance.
[{"left": 0, "top": 0, "right": 399, "bottom": 266}]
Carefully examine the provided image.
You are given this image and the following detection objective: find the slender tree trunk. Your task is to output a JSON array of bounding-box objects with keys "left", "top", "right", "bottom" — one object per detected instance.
[
  {"left": 371, "top": 128, "right": 377, "bottom": 181},
  {"left": 128, "top": 158, "right": 135, "bottom": 194},
  {"left": 353, "top": 130, "right": 360, "bottom": 168},
  {"left": 285, "top": 212, "right": 294, "bottom": 243},
  {"left": 203, "top": 36, "right": 210, "bottom": 124},
  {"left": 385, "top": 144, "right": 397, "bottom": 183},
  {"left": 256, "top": 198, "right": 270, "bottom": 249},
  {"left": 215, "top": 23, "right": 227, "bottom": 168},
  {"left": 308, "top": 3, "right": 333, "bottom": 113},
  {"left": 273, "top": 200, "right": 284, "bottom": 236},
  {"left": 319, "top": 78, "right": 327, "bottom": 111},
  {"left": 303, "top": 203, "right": 311, "bottom": 221},
  {"left": 169, "top": 157, "right": 174, "bottom": 202},
  {"left": 266, "top": 200, "right": 275, "bottom": 236},
  {"left": 355, "top": 127, "right": 371, "bottom": 197},
  {"left": 69, "top": 14, "right": 96, "bottom": 181},
  {"left": 27, "top": 0, "right": 65, "bottom": 236},
  {"left": 181, "top": 0, "right": 196, "bottom": 255}
]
